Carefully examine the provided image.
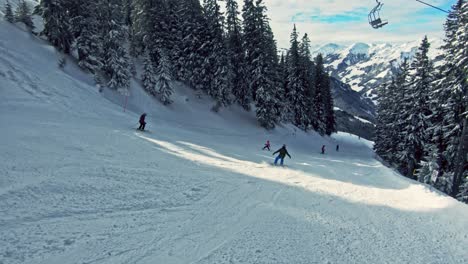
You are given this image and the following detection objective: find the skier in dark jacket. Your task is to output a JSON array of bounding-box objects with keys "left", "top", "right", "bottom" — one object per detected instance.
[
  {"left": 272, "top": 144, "right": 291, "bottom": 166},
  {"left": 262, "top": 140, "right": 271, "bottom": 151},
  {"left": 321, "top": 145, "right": 326, "bottom": 154},
  {"left": 138, "top": 113, "right": 147, "bottom": 131}
]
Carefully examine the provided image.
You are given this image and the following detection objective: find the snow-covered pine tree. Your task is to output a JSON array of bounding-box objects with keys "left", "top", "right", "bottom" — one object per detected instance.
[
  {"left": 298, "top": 33, "right": 315, "bottom": 131},
  {"left": 98, "top": 0, "right": 131, "bottom": 92},
  {"left": 420, "top": 1, "right": 467, "bottom": 195},
  {"left": 242, "top": 0, "right": 258, "bottom": 101},
  {"left": 4, "top": 0, "right": 14, "bottom": 23},
  {"left": 142, "top": 50, "right": 158, "bottom": 96},
  {"left": 375, "top": 59, "right": 410, "bottom": 166},
  {"left": 165, "top": 0, "right": 181, "bottom": 68},
  {"left": 130, "top": 0, "right": 153, "bottom": 55},
  {"left": 176, "top": 0, "right": 208, "bottom": 90},
  {"left": 226, "top": 0, "right": 249, "bottom": 110},
  {"left": 36, "top": 0, "right": 73, "bottom": 54},
  {"left": 398, "top": 36, "right": 434, "bottom": 179},
  {"left": 322, "top": 69, "right": 335, "bottom": 136},
  {"left": 276, "top": 53, "right": 288, "bottom": 121},
  {"left": 457, "top": 171, "right": 468, "bottom": 203},
  {"left": 313, "top": 54, "right": 327, "bottom": 135},
  {"left": 155, "top": 49, "right": 173, "bottom": 105},
  {"left": 286, "top": 25, "right": 309, "bottom": 129},
  {"left": 253, "top": 0, "right": 279, "bottom": 129},
  {"left": 374, "top": 79, "right": 393, "bottom": 159},
  {"left": 69, "top": 0, "right": 102, "bottom": 74},
  {"left": 15, "top": 0, "right": 33, "bottom": 29},
  {"left": 449, "top": 0, "right": 468, "bottom": 199},
  {"left": 203, "top": 0, "right": 232, "bottom": 110},
  {"left": 390, "top": 59, "right": 410, "bottom": 168},
  {"left": 255, "top": 54, "right": 278, "bottom": 129}
]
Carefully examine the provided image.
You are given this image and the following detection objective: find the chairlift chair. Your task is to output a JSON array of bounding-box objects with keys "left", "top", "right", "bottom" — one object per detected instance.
[{"left": 368, "top": 0, "right": 388, "bottom": 29}]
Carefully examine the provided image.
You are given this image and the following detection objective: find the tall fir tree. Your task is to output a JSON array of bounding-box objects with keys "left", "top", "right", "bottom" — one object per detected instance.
[
  {"left": 322, "top": 75, "right": 335, "bottom": 135},
  {"left": 242, "top": 0, "right": 257, "bottom": 101},
  {"left": 203, "top": 0, "right": 232, "bottom": 110},
  {"left": 176, "top": 0, "right": 208, "bottom": 90},
  {"left": 98, "top": 0, "right": 131, "bottom": 92},
  {"left": 155, "top": 49, "right": 174, "bottom": 105},
  {"left": 70, "top": 0, "right": 102, "bottom": 73},
  {"left": 226, "top": 0, "right": 249, "bottom": 110},
  {"left": 4, "top": 0, "right": 14, "bottom": 23},
  {"left": 374, "top": 79, "right": 394, "bottom": 159},
  {"left": 36, "top": 0, "right": 73, "bottom": 54},
  {"left": 15, "top": 0, "right": 33, "bottom": 29},
  {"left": 252, "top": 0, "right": 280, "bottom": 129},
  {"left": 313, "top": 54, "right": 327, "bottom": 134},
  {"left": 398, "top": 36, "right": 434, "bottom": 178},
  {"left": 298, "top": 33, "right": 315, "bottom": 131},
  {"left": 450, "top": 1, "right": 467, "bottom": 198},
  {"left": 286, "top": 25, "right": 308, "bottom": 129},
  {"left": 142, "top": 50, "right": 158, "bottom": 96}
]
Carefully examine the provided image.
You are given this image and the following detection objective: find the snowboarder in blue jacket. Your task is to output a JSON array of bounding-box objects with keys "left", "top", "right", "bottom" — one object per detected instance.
[{"left": 273, "top": 144, "right": 291, "bottom": 166}]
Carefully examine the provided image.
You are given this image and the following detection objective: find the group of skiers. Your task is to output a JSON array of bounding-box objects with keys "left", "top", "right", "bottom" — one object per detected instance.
[
  {"left": 138, "top": 113, "right": 339, "bottom": 167},
  {"left": 263, "top": 140, "right": 340, "bottom": 166}
]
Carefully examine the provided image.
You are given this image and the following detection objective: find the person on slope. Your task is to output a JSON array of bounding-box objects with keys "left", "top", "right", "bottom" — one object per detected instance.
[
  {"left": 138, "top": 113, "right": 147, "bottom": 131},
  {"left": 321, "top": 145, "right": 326, "bottom": 154},
  {"left": 272, "top": 144, "right": 291, "bottom": 166},
  {"left": 262, "top": 140, "right": 271, "bottom": 151}
]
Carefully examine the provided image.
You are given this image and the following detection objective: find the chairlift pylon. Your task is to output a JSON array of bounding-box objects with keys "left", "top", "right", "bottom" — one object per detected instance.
[{"left": 368, "top": 0, "right": 388, "bottom": 29}]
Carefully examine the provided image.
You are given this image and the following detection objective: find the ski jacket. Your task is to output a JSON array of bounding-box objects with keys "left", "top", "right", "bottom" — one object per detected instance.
[
  {"left": 273, "top": 147, "right": 291, "bottom": 158},
  {"left": 139, "top": 114, "right": 146, "bottom": 124}
]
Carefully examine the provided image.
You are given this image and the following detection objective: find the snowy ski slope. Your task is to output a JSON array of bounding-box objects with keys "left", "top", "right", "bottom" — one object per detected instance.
[{"left": 1, "top": 21, "right": 467, "bottom": 264}]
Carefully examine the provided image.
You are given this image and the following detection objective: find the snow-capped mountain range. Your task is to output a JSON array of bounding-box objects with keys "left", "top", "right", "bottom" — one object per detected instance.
[{"left": 312, "top": 39, "right": 444, "bottom": 101}]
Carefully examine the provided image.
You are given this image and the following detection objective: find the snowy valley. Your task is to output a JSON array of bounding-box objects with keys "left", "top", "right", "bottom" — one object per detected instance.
[{"left": 313, "top": 39, "right": 444, "bottom": 101}]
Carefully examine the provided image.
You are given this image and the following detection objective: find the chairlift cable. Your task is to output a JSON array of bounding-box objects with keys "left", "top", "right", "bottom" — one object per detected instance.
[{"left": 415, "top": 0, "right": 449, "bottom": 13}]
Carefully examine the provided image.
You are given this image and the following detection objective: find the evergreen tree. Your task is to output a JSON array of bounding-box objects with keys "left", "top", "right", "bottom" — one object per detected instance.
[
  {"left": 70, "top": 0, "right": 102, "bottom": 73},
  {"left": 176, "top": 0, "right": 208, "bottom": 90},
  {"left": 4, "top": 0, "right": 14, "bottom": 23},
  {"left": 398, "top": 36, "right": 434, "bottom": 178},
  {"left": 142, "top": 51, "right": 158, "bottom": 96},
  {"left": 457, "top": 172, "right": 468, "bottom": 203},
  {"left": 98, "top": 0, "right": 131, "bottom": 92},
  {"left": 242, "top": 0, "right": 257, "bottom": 100},
  {"left": 276, "top": 53, "right": 288, "bottom": 121},
  {"left": 15, "top": 0, "right": 34, "bottom": 29},
  {"left": 226, "top": 0, "right": 249, "bottom": 110},
  {"left": 203, "top": 0, "right": 232, "bottom": 110},
  {"left": 322, "top": 74, "right": 335, "bottom": 135},
  {"left": 313, "top": 54, "right": 327, "bottom": 134},
  {"left": 421, "top": 1, "right": 467, "bottom": 197},
  {"left": 298, "top": 33, "right": 315, "bottom": 130},
  {"left": 36, "top": 0, "right": 73, "bottom": 53},
  {"left": 132, "top": 0, "right": 165, "bottom": 56},
  {"left": 449, "top": 1, "right": 468, "bottom": 198},
  {"left": 156, "top": 49, "right": 174, "bottom": 105},
  {"left": 375, "top": 60, "right": 410, "bottom": 166},
  {"left": 286, "top": 25, "right": 308, "bottom": 129},
  {"left": 252, "top": 0, "right": 280, "bottom": 129}
]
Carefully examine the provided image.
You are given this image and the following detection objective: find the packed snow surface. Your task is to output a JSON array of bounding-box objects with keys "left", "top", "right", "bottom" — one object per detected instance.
[{"left": 1, "top": 22, "right": 468, "bottom": 264}]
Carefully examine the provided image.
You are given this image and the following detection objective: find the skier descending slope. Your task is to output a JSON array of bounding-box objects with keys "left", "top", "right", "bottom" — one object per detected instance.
[
  {"left": 262, "top": 140, "right": 271, "bottom": 151},
  {"left": 138, "top": 113, "right": 147, "bottom": 131},
  {"left": 272, "top": 144, "right": 291, "bottom": 166}
]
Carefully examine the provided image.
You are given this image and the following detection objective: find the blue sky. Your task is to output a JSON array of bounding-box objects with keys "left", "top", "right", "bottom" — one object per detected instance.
[{"left": 259, "top": 0, "right": 456, "bottom": 47}]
